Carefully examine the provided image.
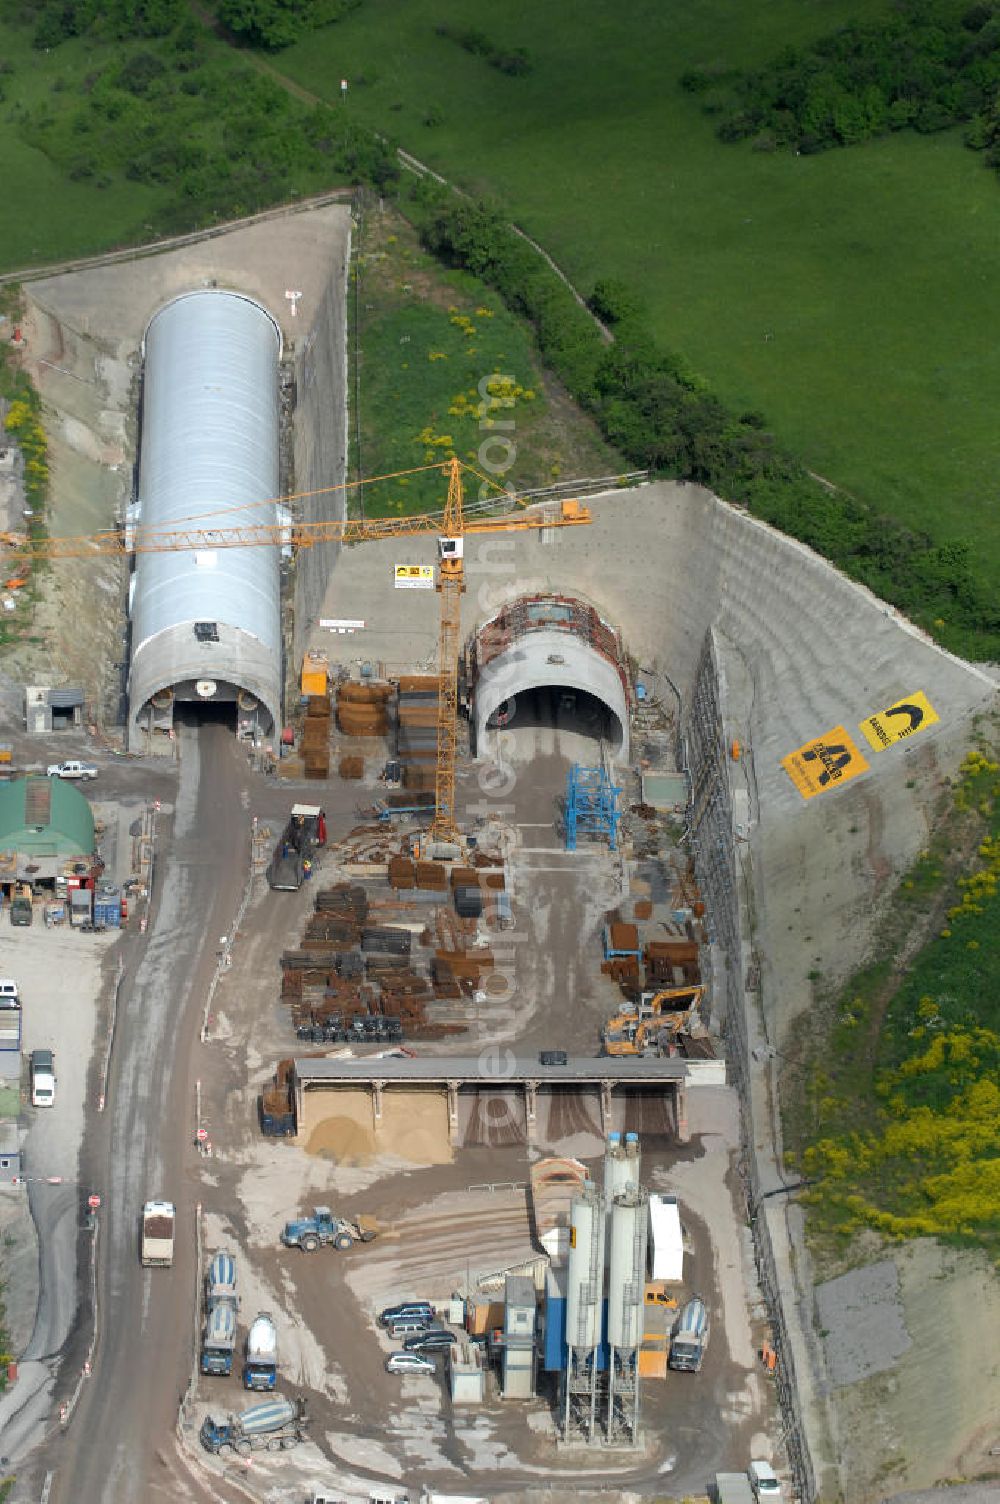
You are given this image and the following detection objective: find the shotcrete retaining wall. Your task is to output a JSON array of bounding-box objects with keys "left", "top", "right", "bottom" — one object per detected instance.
[{"left": 289, "top": 228, "right": 351, "bottom": 690}]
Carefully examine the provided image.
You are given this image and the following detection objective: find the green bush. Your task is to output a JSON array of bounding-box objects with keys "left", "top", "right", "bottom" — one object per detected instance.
[
  {"left": 32, "top": 0, "right": 184, "bottom": 48},
  {"left": 707, "top": 0, "right": 1000, "bottom": 181},
  {"left": 434, "top": 22, "right": 532, "bottom": 76},
  {"left": 217, "top": 0, "right": 362, "bottom": 50}
]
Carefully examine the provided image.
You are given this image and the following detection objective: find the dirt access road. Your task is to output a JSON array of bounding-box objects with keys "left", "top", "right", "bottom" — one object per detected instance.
[{"left": 16, "top": 724, "right": 260, "bottom": 1504}]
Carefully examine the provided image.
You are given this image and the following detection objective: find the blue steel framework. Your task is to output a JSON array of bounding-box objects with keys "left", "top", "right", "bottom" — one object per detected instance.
[{"left": 564, "top": 764, "right": 622, "bottom": 852}]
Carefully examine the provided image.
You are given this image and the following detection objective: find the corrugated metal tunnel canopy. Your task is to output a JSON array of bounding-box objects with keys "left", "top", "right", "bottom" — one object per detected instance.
[
  {"left": 128, "top": 290, "right": 282, "bottom": 744},
  {"left": 473, "top": 628, "right": 629, "bottom": 760}
]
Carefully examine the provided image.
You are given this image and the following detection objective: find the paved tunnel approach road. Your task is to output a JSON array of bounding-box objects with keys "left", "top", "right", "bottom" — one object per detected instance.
[{"left": 43, "top": 724, "right": 252, "bottom": 1504}]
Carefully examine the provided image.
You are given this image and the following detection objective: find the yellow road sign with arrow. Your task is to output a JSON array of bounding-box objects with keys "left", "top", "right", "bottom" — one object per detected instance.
[{"left": 859, "top": 691, "right": 940, "bottom": 751}]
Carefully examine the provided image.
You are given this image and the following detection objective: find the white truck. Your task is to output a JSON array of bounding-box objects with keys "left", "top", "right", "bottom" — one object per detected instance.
[
  {"left": 716, "top": 1476, "right": 755, "bottom": 1504},
  {"left": 140, "top": 1200, "right": 176, "bottom": 1267},
  {"left": 243, "top": 1312, "right": 278, "bottom": 1391}
]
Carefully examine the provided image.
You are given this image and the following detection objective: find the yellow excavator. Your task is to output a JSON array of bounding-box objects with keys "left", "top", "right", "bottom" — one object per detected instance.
[{"left": 601, "top": 985, "right": 703, "bottom": 1056}]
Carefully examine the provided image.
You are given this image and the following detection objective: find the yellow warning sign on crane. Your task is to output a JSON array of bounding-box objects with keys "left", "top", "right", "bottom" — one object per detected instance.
[
  {"left": 859, "top": 691, "right": 940, "bottom": 751},
  {"left": 394, "top": 564, "right": 434, "bottom": 589},
  {"left": 782, "top": 726, "right": 869, "bottom": 800}
]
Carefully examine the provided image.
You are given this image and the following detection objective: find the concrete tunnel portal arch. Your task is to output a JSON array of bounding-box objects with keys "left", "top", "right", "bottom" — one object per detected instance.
[
  {"left": 470, "top": 596, "right": 630, "bottom": 761},
  {"left": 128, "top": 290, "right": 283, "bottom": 748}
]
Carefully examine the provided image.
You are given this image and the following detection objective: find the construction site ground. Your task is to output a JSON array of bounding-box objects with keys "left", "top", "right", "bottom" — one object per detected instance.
[
  {"left": 4, "top": 202, "right": 998, "bottom": 1502},
  {"left": 186, "top": 706, "right": 778, "bottom": 1500}
]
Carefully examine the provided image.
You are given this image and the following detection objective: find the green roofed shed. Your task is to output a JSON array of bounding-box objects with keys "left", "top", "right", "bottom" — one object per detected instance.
[{"left": 0, "top": 776, "right": 95, "bottom": 863}]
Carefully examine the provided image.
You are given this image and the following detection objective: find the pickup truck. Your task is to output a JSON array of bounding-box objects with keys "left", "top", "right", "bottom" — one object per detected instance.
[{"left": 47, "top": 760, "right": 99, "bottom": 781}]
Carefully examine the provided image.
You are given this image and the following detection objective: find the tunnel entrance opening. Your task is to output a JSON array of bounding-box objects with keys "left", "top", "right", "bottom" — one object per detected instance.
[
  {"left": 483, "top": 685, "right": 620, "bottom": 751},
  {"left": 470, "top": 606, "right": 630, "bottom": 762},
  {"left": 173, "top": 700, "right": 239, "bottom": 731}
]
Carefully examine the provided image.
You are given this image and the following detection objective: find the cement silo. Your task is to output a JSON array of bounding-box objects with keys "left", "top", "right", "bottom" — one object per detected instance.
[
  {"left": 604, "top": 1129, "right": 641, "bottom": 1200},
  {"left": 563, "top": 1185, "right": 605, "bottom": 1440},
  {"left": 128, "top": 290, "right": 283, "bottom": 748},
  {"left": 606, "top": 1188, "right": 648, "bottom": 1444}
]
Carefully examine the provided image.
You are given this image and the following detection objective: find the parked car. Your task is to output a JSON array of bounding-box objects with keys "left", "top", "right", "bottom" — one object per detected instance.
[
  {"left": 402, "top": 1328, "right": 458, "bottom": 1353},
  {"left": 30, "top": 1048, "right": 56, "bottom": 1107},
  {"left": 748, "top": 1461, "right": 782, "bottom": 1500},
  {"left": 47, "top": 761, "right": 98, "bottom": 781},
  {"left": 378, "top": 1301, "right": 434, "bottom": 1328},
  {"left": 387, "top": 1316, "right": 432, "bottom": 1339},
  {"left": 385, "top": 1351, "right": 436, "bottom": 1376}
]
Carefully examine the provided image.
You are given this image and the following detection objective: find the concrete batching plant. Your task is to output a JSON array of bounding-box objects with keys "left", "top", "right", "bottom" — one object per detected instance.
[
  {"left": 555, "top": 1132, "right": 650, "bottom": 1446},
  {"left": 563, "top": 1184, "right": 606, "bottom": 1441}
]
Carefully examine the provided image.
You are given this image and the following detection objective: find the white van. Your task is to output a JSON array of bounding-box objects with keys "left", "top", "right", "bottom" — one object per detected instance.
[
  {"left": 748, "top": 1461, "right": 782, "bottom": 1500},
  {"left": 30, "top": 1048, "right": 56, "bottom": 1107}
]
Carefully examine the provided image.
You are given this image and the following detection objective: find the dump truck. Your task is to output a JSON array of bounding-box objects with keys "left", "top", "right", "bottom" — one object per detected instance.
[
  {"left": 243, "top": 1312, "right": 279, "bottom": 1391},
  {"left": 668, "top": 1294, "right": 710, "bottom": 1372},
  {"left": 140, "top": 1200, "right": 175, "bottom": 1267},
  {"left": 267, "top": 805, "right": 326, "bottom": 891},
  {"left": 201, "top": 1252, "right": 239, "bottom": 1376},
  {"left": 715, "top": 1475, "right": 755, "bottom": 1504},
  {"left": 280, "top": 1206, "right": 377, "bottom": 1253},
  {"left": 199, "top": 1394, "right": 307, "bottom": 1456},
  {"left": 9, "top": 887, "right": 32, "bottom": 926},
  {"left": 637, "top": 1281, "right": 679, "bottom": 1379}
]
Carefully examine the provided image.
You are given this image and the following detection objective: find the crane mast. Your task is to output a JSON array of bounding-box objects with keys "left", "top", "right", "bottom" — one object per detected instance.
[{"left": 432, "top": 458, "right": 467, "bottom": 845}]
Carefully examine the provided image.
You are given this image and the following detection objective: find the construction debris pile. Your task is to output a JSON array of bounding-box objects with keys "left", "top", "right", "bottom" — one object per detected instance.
[{"left": 597, "top": 873, "right": 714, "bottom": 1060}]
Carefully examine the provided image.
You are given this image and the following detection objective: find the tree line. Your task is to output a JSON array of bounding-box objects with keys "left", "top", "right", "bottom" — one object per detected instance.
[{"left": 410, "top": 188, "right": 999, "bottom": 660}]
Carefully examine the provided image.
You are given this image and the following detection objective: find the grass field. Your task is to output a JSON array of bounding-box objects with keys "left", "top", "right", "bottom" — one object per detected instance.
[
  {"left": 273, "top": 0, "right": 1000, "bottom": 585},
  {"left": 0, "top": 14, "right": 368, "bottom": 269},
  {"left": 0, "top": 22, "right": 165, "bottom": 267},
  {"left": 351, "top": 208, "right": 623, "bottom": 516}
]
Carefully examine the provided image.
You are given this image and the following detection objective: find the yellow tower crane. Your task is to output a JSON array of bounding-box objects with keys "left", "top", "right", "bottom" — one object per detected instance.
[{"left": 2, "top": 457, "right": 592, "bottom": 845}]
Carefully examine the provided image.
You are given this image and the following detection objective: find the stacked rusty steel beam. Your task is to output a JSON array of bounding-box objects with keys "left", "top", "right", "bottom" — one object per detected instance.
[
  {"left": 300, "top": 692, "right": 332, "bottom": 780},
  {"left": 278, "top": 880, "right": 476, "bottom": 1043},
  {"left": 397, "top": 676, "right": 440, "bottom": 793},
  {"left": 643, "top": 939, "right": 701, "bottom": 989},
  {"left": 336, "top": 681, "right": 392, "bottom": 737}
]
